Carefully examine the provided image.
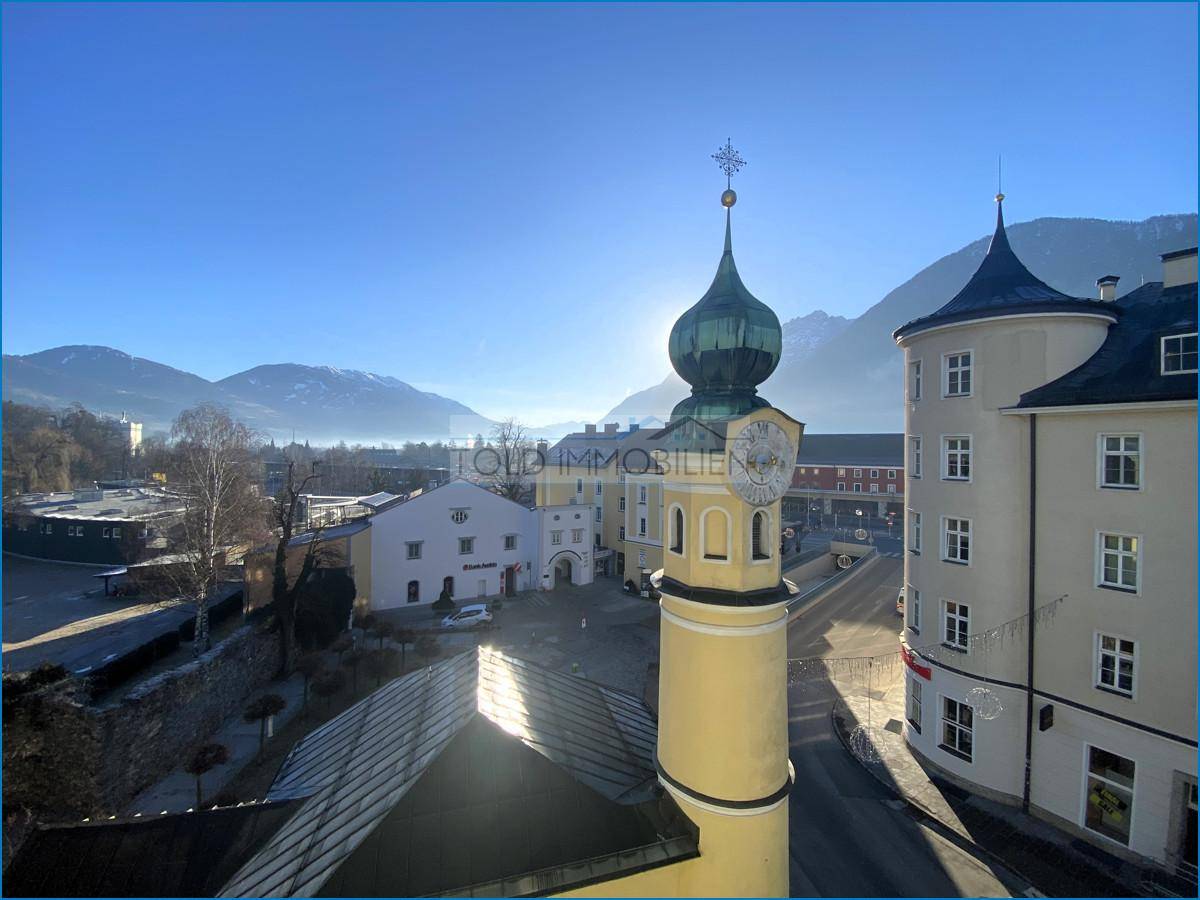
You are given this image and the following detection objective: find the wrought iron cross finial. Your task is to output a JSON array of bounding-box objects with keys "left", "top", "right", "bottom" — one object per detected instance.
[{"left": 712, "top": 138, "right": 746, "bottom": 187}]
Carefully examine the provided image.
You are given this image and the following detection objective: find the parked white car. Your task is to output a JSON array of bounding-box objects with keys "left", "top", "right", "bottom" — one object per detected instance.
[{"left": 441, "top": 604, "right": 494, "bottom": 630}]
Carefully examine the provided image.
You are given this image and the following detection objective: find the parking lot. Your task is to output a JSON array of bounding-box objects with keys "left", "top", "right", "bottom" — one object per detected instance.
[{"left": 2, "top": 555, "right": 193, "bottom": 674}]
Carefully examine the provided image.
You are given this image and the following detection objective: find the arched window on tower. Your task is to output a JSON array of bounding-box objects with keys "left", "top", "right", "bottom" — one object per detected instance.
[
  {"left": 752, "top": 510, "right": 770, "bottom": 560},
  {"left": 702, "top": 508, "right": 729, "bottom": 560},
  {"left": 670, "top": 506, "right": 685, "bottom": 555}
]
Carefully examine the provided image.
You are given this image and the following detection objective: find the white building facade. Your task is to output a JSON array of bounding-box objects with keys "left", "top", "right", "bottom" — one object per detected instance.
[
  {"left": 369, "top": 479, "right": 592, "bottom": 610},
  {"left": 895, "top": 201, "right": 1197, "bottom": 876}
]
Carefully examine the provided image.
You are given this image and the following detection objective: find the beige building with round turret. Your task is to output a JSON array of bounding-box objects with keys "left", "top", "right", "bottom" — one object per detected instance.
[{"left": 895, "top": 197, "right": 1197, "bottom": 877}]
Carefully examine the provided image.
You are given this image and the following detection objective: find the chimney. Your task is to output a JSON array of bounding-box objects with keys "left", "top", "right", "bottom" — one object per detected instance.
[
  {"left": 1096, "top": 275, "right": 1120, "bottom": 302},
  {"left": 536, "top": 440, "right": 548, "bottom": 454},
  {"left": 603, "top": 423, "right": 619, "bottom": 434},
  {"left": 1162, "top": 247, "right": 1198, "bottom": 289},
  {"left": 584, "top": 424, "right": 597, "bottom": 435}
]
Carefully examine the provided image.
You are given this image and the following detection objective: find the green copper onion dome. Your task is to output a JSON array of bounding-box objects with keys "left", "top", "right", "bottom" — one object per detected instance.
[{"left": 668, "top": 195, "right": 783, "bottom": 422}]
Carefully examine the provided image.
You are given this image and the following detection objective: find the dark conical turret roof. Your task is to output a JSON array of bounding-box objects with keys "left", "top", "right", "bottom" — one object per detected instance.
[
  {"left": 893, "top": 197, "right": 1117, "bottom": 341},
  {"left": 667, "top": 208, "right": 782, "bottom": 423}
]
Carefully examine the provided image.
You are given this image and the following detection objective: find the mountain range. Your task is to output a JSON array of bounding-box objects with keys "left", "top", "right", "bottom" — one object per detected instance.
[
  {"left": 1, "top": 348, "right": 491, "bottom": 443},
  {"left": 5, "top": 213, "right": 1195, "bottom": 442},
  {"left": 605, "top": 213, "right": 1198, "bottom": 431}
]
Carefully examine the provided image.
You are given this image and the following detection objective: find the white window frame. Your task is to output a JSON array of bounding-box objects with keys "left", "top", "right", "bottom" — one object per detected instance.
[
  {"left": 551, "top": 530, "right": 563, "bottom": 546},
  {"left": 837, "top": 481, "right": 846, "bottom": 492},
  {"left": 837, "top": 467, "right": 846, "bottom": 477},
  {"left": 910, "top": 436, "right": 923, "bottom": 478},
  {"left": 639, "top": 516, "right": 647, "bottom": 536},
  {"left": 869, "top": 468, "right": 879, "bottom": 479},
  {"left": 909, "top": 359, "right": 923, "bottom": 401},
  {"left": 1094, "top": 632, "right": 1137, "bottom": 698},
  {"left": 941, "top": 434, "right": 973, "bottom": 482},
  {"left": 1097, "top": 530, "right": 1140, "bottom": 593},
  {"left": 888, "top": 469, "right": 897, "bottom": 480},
  {"left": 619, "top": 496, "right": 626, "bottom": 512},
  {"left": 571, "top": 528, "right": 583, "bottom": 544},
  {"left": 618, "top": 525, "right": 625, "bottom": 541},
  {"left": 638, "top": 484, "right": 648, "bottom": 504},
  {"left": 942, "top": 349, "right": 974, "bottom": 398},
  {"left": 503, "top": 534, "right": 517, "bottom": 551},
  {"left": 595, "top": 480, "right": 602, "bottom": 496},
  {"left": 908, "top": 510, "right": 922, "bottom": 554},
  {"left": 853, "top": 468, "right": 863, "bottom": 478},
  {"left": 942, "top": 516, "right": 971, "bottom": 565},
  {"left": 869, "top": 483, "right": 879, "bottom": 494},
  {"left": 887, "top": 484, "right": 897, "bottom": 495},
  {"left": 1097, "top": 433, "right": 1142, "bottom": 491},
  {"left": 576, "top": 478, "right": 583, "bottom": 494},
  {"left": 406, "top": 541, "right": 422, "bottom": 560},
  {"left": 1081, "top": 744, "right": 1136, "bottom": 847},
  {"left": 907, "top": 677, "right": 922, "bottom": 733},
  {"left": 594, "top": 506, "right": 602, "bottom": 523},
  {"left": 1161, "top": 332, "right": 1198, "bottom": 375},
  {"left": 459, "top": 536, "right": 475, "bottom": 555},
  {"left": 940, "top": 696, "right": 974, "bottom": 762},
  {"left": 941, "top": 599, "right": 969, "bottom": 651},
  {"left": 853, "top": 483, "right": 863, "bottom": 493},
  {"left": 907, "top": 584, "right": 921, "bottom": 634}
]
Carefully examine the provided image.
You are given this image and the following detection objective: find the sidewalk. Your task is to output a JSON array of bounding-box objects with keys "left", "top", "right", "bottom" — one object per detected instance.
[
  {"left": 124, "top": 663, "right": 310, "bottom": 814},
  {"left": 832, "top": 670, "right": 1180, "bottom": 898}
]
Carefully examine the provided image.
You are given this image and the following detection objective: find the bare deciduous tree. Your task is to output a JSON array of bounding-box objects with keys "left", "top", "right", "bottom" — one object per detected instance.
[
  {"left": 169, "top": 404, "right": 263, "bottom": 654},
  {"left": 269, "top": 457, "right": 333, "bottom": 673},
  {"left": 482, "top": 418, "right": 537, "bottom": 502}
]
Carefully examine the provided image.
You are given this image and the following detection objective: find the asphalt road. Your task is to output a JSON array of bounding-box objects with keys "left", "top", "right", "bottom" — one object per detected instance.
[
  {"left": 785, "top": 556, "right": 1017, "bottom": 897},
  {"left": 1, "top": 555, "right": 221, "bottom": 675}
]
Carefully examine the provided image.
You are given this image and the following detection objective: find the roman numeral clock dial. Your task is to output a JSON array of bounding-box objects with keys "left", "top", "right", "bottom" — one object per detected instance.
[{"left": 729, "top": 420, "right": 795, "bottom": 506}]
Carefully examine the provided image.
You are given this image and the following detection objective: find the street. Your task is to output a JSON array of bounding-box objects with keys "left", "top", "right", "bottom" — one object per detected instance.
[{"left": 785, "top": 556, "right": 1017, "bottom": 897}]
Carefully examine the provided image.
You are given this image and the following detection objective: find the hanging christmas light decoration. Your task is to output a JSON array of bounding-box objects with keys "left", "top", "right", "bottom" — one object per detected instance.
[
  {"left": 848, "top": 724, "right": 884, "bottom": 764},
  {"left": 964, "top": 686, "right": 1005, "bottom": 720}
]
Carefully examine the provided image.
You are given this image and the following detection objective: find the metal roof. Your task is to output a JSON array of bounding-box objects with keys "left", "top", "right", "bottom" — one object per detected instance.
[
  {"left": 894, "top": 200, "right": 1116, "bottom": 341},
  {"left": 6, "top": 486, "right": 184, "bottom": 523},
  {"left": 286, "top": 518, "right": 371, "bottom": 548},
  {"left": 794, "top": 433, "right": 905, "bottom": 467},
  {"left": 3, "top": 800, "right": 303, "bottom": 898},
  {"left": 1014, "top": 280, "right": 1198, "bottom": 409},
  {"left": 220, "top": 646, "right": 673, "bottom": 898}
]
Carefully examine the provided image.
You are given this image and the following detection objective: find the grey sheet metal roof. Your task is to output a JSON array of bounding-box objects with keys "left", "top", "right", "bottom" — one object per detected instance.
[
  {"left": 546, "top": 430, "right": 637, "bottom": 466},
  {"left": 894, "top": 200, "right": 1116, "bottom": 341},
  {"left": 3, "top": 800, "right": 303, "bottom": 898},
  {"left": 286, "top": 518, "right": 371, "bottom": 547},
  {"left": 220, "top": 646, "right": 670, "bottom": 898},
  {"left": 356, "top": 491, "right": 401, "bottom": 509},
  {"left": 1014, "top": 280, "right": 1198, "bottom": 409},
  {"left": 794, "top": 433, "right": 904, "bottom": 468}
]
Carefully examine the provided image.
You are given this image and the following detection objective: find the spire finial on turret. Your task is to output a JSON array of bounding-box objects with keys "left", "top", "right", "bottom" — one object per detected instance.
[
  {"left": 666, "top": 140, "right": 781, "bottom": 425},
  {"left": 712, "top": 137, "right": 745, "bottom": 209}
]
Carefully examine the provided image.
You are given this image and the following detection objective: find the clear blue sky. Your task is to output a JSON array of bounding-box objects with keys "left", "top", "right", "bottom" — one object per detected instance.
[{"left": 3, "top": 2, "right": 1196, "bottom": 425}]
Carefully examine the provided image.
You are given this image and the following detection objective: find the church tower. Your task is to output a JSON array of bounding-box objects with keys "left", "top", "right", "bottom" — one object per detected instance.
[{"left": 654, "top": 142, "right": 802, "bottom": 897}]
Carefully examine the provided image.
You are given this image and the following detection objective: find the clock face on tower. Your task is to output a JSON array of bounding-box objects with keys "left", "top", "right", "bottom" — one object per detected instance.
[{"left": 729, "top": 419, "right": 795, "bottom": 506}]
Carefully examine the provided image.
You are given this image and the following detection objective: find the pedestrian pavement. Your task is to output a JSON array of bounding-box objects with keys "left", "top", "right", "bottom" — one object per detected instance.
[
  {"left": 124, "top": 658, "right": 313, "bottom": 814},
  {"left": 833, "top": 668, "right": 1185, "bottom": 898}
]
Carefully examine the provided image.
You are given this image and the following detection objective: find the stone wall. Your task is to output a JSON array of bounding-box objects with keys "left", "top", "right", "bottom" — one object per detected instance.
[{"left": 3, "top": 623, "right": 281, "bottom": 819}]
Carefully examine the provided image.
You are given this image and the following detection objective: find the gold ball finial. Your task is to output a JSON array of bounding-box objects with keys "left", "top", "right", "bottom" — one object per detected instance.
[
  {"left": 995, "top": 192, "right": 1005, "bottom": 203},
  {"left": 721, "top": 188, "right": 737, "bottom": 208}
]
